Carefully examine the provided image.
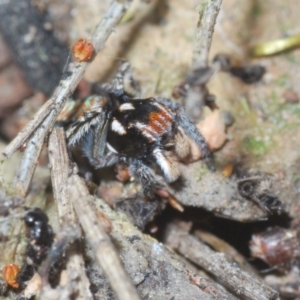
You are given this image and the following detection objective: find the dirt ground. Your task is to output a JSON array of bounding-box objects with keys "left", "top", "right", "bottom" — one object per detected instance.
[{"left": 0, "top": 0, "right": 300, "bottom": 299}]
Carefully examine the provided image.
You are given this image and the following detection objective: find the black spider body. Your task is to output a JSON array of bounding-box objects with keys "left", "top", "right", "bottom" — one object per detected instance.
[
  {"left": 107, "top": 98, "right": 174, "bottom": 160},
  {"left": 64, "top": 62, "right": 214, "bottom": 198}
]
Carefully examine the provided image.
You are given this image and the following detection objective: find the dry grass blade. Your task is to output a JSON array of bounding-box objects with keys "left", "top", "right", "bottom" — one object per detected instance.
[{"left": 68, "top": 174, "right": 141, "bottom": 300}]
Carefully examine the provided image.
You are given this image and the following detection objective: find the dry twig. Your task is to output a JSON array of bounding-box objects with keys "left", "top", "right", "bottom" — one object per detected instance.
[
  {"left": 194, "top": 229, "right": 257, "bottom": 275},
  {"left": 185, "top": 0, "right": 222, "bottom": 121},
  {"left": 193, "top": 0, "right": 222, "bottom": 67},
  {"left": 47, "top": 128, "right": 92, "bottom": 300},
  {"left": 3, "top": 1, "right": 129, "bottom": 195},
  {"left": 68, "top": 174, "right": 141, "bottom": 300},
  {"left": 165, "top": 222, "right": 280, "bottom": 300}
]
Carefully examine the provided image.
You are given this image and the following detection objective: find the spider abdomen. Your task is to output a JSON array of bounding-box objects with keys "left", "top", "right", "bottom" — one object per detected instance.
[{"left": 107, "top": 98, "right": 175, "bottom": 158}]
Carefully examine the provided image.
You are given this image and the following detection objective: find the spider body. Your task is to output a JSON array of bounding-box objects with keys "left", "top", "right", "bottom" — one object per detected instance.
[
  {"left": 108, "top": 98, "right": 174, "bottom": 159},
  {"left": 64, "top": 62, "right": 214, "bottom": 198}
]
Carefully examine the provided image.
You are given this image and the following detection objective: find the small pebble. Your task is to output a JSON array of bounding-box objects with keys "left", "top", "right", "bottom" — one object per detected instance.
[
  {"left": 282, "top": 89, "right": 299, "bottom": 104},
  {"left": 222, "top": 164, "right": 234, "bottom": 177}
]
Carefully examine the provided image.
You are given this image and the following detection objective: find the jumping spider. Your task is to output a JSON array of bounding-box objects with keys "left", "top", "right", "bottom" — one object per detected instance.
[{"left": 64, "top": 62, "right": 214, "bottom": 198}]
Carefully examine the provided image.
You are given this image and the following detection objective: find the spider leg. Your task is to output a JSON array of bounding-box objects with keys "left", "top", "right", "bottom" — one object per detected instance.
[
  {"left": 66, "top": 104, "right": 119, "bottom": 168},
  {"left": 92, "top": 61, "right": 140, "bottom": 101},
  {"left": 88, "top": 150, "right": 119, "bottom": 169},
  {"left": 157, "top": 97, "right": 215, "bottom": 171},
  {"left": 152, "top": 148, "right": 180, "bottom": 182},
  {"left": 81, "top": 122, "right": 119, "bottom": 168},
  {"left": 66, "top": 107, "right": 108, "bottom": 148},
  {"left": 92, "top": 82, "right": 114, "bottom": 95},
  {"left": 174, "top": 127, "right": 190, "bottom": 159},
  {"left": 112, "top": 61, "right": 140, "bottom": 98},
  {"left": 128, "top": 158, "right": 164, "bottom": 198},
  {"left": 176, "top": 107, "right": 215, "bottom": 171}
]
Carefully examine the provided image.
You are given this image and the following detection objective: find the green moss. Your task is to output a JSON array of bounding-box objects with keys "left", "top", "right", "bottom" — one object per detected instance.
[
  {"left": 195, "top": 164, "right": 208, "bottom": 181},
  {"left": 284, "top": 53, "right": 300, "bottom": 64},
  {"left": 242, "top": 135, "right": 270, "bottom": 157},
  {"left": 289, "top": 103, "right": 300, "bottom": 116},
  {"left": 196, "top": 2, "right": 208, "bottom": 13},
  {"left": 251, "top": 2, "right": 262, "bottom": 18},
  {"left": 292, "top": 174, "right": 300, "bottom": 182},
  {"left": 275, "top": 74, "right": 289, "bottom": 87}
]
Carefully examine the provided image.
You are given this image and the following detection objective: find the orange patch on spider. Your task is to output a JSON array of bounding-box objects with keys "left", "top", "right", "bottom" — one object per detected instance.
[
  {"left": 148, "top": 111, "right": 172, "bottom": 133},
  {"left": 2, "top": 263, "right": 20, "bottom": 289},
  {"left": 72, "top": 38, "right": 94, "bottom": 62},
  {"left": 74, "top": 97, "right": 106, "bottom": 119}
]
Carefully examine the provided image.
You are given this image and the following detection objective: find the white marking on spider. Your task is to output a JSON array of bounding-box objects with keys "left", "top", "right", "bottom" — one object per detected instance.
[
  {"left": 119, "top": 102, "right": 135, "bottom": 111},
  {"left": 107, "top": 143, "right": 118, "bottom": 153},
  {"left": 153, "top": 148, "right": 179, "bottom": 182},
  {"left": 111, "top": 119, "right": 127, "bottom": 135},
  {"left": 156, "top": 113, "right": 172, "bottom": 129},
  {"left": 152, "top": 101, "right": 172, "bottom": 118},
  {"left": 134, "top": 122, "right": 156, "bottom": 142},
  {"left": 134, "top": 122, "right": 156, "bottom": 135},
  {"left": 153, "top": 120, "right": 169, "bottom": 133}
]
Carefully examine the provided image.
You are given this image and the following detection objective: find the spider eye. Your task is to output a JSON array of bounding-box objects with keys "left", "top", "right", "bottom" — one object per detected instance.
[{"left": 238, "top": 181, "right": 255, "bottom": 197}]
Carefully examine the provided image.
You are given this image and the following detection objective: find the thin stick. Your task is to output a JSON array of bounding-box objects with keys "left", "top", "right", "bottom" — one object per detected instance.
[
  {"left": 46, "top": 128, "right": 92, "bottom": 299},
  {"left": 48, "top": 128, "right": 73, "bottom": 220},
  {"left": 166, "top": 223, "right": 279, "bottom": 300},
  {"left": 69, "top": 174, "right": 141, "bottom": 300},
  {"left": 4, "top": 1, "right": 127, "bottom": 195},
  {"left": 194, "top": 230, "right": 258, "bottom": 275},
  {"left": 13, "top": 124, "right": 48, "bottom": 195},
  {"left": 3, "top": 99, "right": 54, "bottom": 159},
  {"left": 192, "top": 0, "right": 222, "bottom": 68},
  {"left": 184, "top": 0, "right": 222, "bottom": 122}
]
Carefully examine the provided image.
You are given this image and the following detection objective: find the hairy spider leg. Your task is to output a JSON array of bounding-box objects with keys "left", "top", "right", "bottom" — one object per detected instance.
[
  {"left": 65, "top": 99, "right": 119, "bottom": 168},
  {"left": 128, "top": 158, "right": 163, "bottom": 198},
  {"left": 111, "top": 61, "right": 140, "bottom": 98},
  {"left": 111, "top": 61, "right": 131, "bottom": 96},
  {"left": 157, "top": 97, "right": 215, "bottom": 171}
]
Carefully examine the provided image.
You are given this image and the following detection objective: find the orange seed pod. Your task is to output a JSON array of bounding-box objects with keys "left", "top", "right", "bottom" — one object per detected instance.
[
  {"left": 72, "top": 38, "right": 94, "bottom": 62},
  {"left": 2, "top": 263, "right": 20, "bottom": 289}
]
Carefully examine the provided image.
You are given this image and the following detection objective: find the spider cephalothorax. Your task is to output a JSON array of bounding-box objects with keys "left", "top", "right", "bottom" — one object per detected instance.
[{"left": 64, "top": 62, "right": 214, "bottom": 198}]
